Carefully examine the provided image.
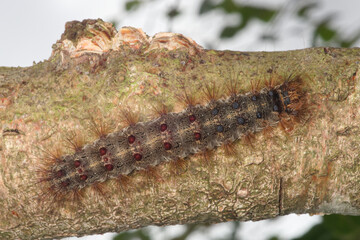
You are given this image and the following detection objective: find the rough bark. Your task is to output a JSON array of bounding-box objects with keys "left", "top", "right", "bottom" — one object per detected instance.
[{"left": 0, "top": 19, "right": 359, "bottom": 240}]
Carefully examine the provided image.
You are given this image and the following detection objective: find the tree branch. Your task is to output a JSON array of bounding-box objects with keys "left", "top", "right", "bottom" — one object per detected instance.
[{"left": 0, "top": 19, "right": 359, "bottom": 240}]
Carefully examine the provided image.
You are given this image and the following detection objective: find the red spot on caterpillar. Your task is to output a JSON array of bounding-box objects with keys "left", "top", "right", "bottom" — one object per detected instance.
[
  {"left": 61, "top": 180, "right": 70, "bottom": 187},
  {"left": 103, "top": 157, "right": 109, "bottom": 162},
  {"left": 99, "top": 147, "right": 107, "bottom": 156},
  {"left": 77, "top": 169, "right": 83, "bottom": 174},
  {"left": 194, "top": 132, "right": 201, "bottom": 140},
  {"left": 74, "top": 160, "right": 81, "bottom": 168},
  {"left": 189, "top": 115, "right": 196, "bottom": 123},
  {"left": 128, "top": 135, "right": 136, "bottom": 144},
  {"left": 134, "top": 153, "right": 142, "bottom": 161},
  {"left": 80, "top": 175, "right": 88, "bottom": 181},
  {"left": 56, "top": 170, "right": 65, "bottom": 177},
  {"left": 160, "top": 123, "right": 167, "bottom": 132},
  {"left": 105, "top": 164, "right": 114, "bottom": 171},
  {"left": 164, "top": 142, "right": 172, "bottom": 150}
]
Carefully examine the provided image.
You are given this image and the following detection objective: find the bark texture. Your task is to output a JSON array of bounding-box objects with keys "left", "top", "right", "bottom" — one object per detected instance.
[{"left": 0, "top": 19, "right": 359, "bottom": 240}]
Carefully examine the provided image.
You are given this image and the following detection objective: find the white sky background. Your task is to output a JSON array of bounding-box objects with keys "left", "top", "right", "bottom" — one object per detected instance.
[
  {"left": 0, "top": 0, "right": 359, "bottom": 67},
  {"left": 1, "top": 0, "right": 358, "bottom": 239}
]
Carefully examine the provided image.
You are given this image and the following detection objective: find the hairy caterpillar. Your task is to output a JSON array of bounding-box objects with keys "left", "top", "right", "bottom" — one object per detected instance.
[
  {"left": 35, "top": 20, "right": 310, "bottom": 206},
  {"left": 39, "top": 75, "right": 306, "bottom": 204}
]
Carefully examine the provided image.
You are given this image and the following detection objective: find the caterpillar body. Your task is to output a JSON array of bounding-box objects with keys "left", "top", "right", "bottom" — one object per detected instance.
[{"left": 40, "top": 76, "right": 306, "bottom": 202}]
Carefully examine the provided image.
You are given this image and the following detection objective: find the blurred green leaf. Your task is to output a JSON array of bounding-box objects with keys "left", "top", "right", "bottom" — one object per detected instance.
[
  {"left": 292, "top": 215, "right": 360, "bottom": 240},
  {"left": 220, "top": 25, "right": 241, "bottom": 38},
  {"left": 324, "top": 215, "right": 360, "bottom": 236},
  {"left": 340, "top": 31, "right": 360, "bottom": 48},
  {"left": 113, "top": 228, "right": 152, "bottom": 240},
  {"left": 200, "top": 0, "right": 276, "bottom": 23},
  {"left": 297, "top": 2, "right": 318, "bottom": 18},
  {"left": 219, "top": 0, "right": 240, "bottom": 13},
  {"left": 202, "top": 0, "right": 277, "bottom": 38},
  {"left": 125, "top": 0, "right": 142, "bottom": 11},
  {"left": 219, "top": 5, "right": 277, "bottom": 38},
  {"left": 199, "top": 0, "right": 217, "bottom": 14},
  {"left": 316, "top": 20, "right": 337, "bottom": 41},
  {"left": 292, "top": 223, "right": 330, "bottom": 240},
  {"left": 241, "top": 6, "right": 277, "bottom": 22},
  {"left": 312, "top": 18, "right": 338, "bottom": 46},
  {"left": 269, "top": 237, "right": 280, "bottom": 240}
]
